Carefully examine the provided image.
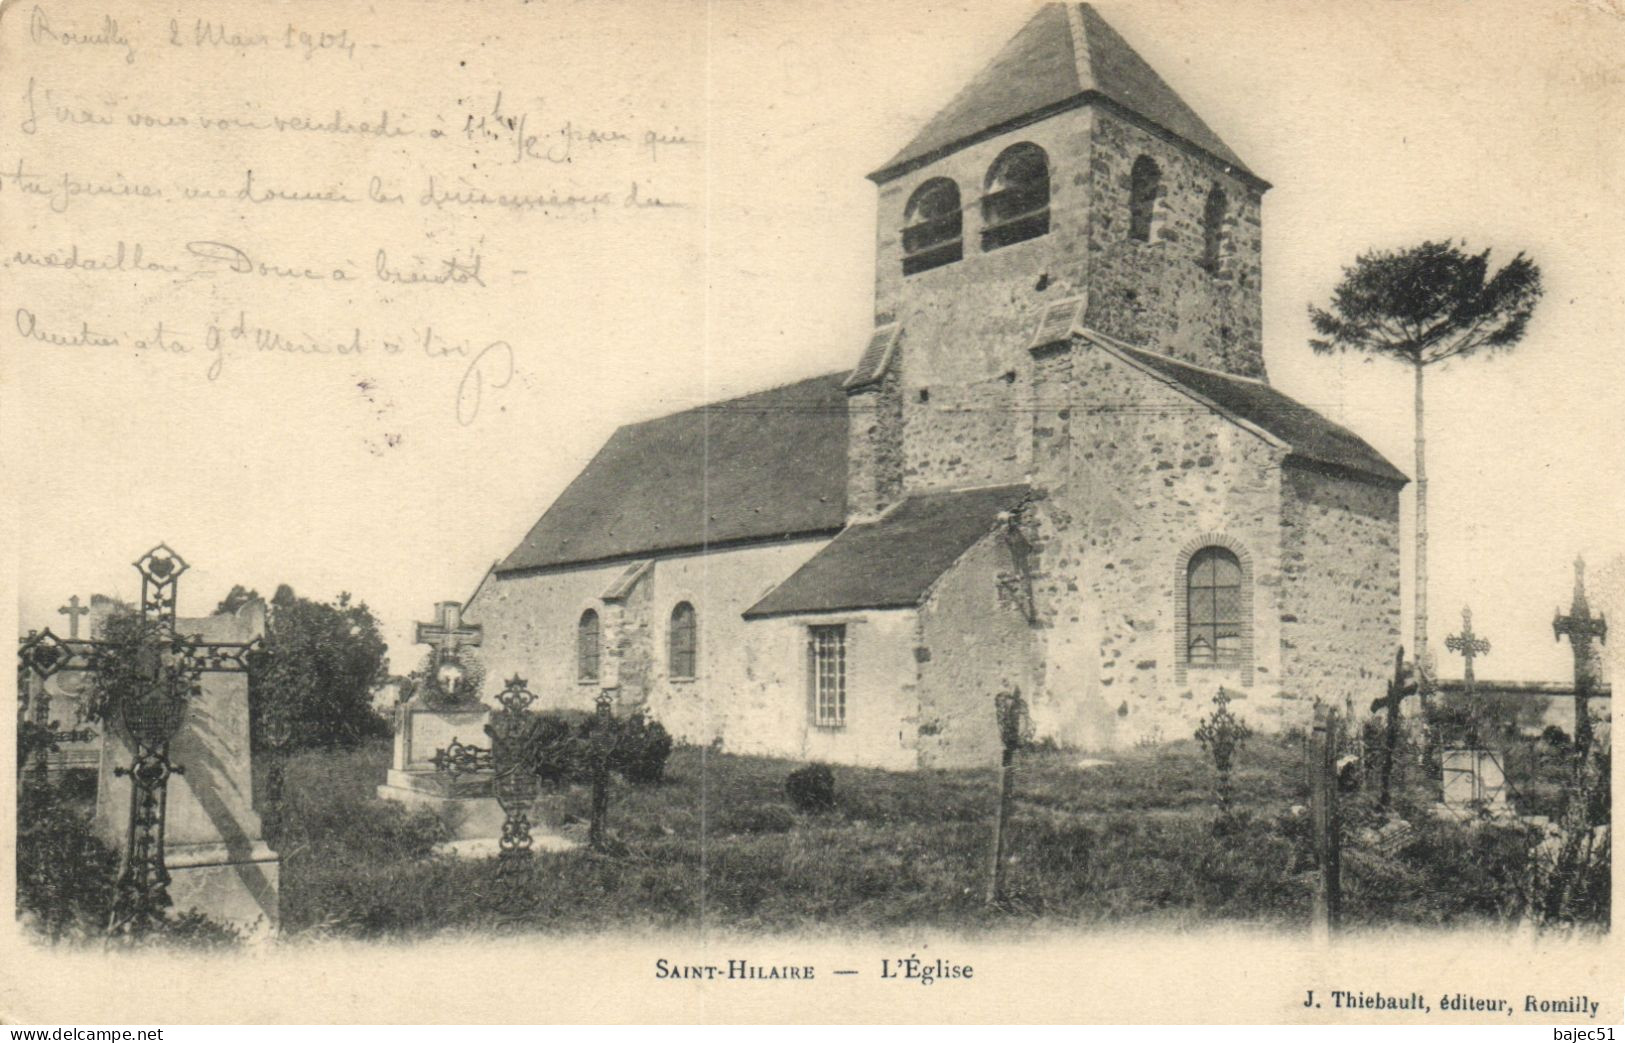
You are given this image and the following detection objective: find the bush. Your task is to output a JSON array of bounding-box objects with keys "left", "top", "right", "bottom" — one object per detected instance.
[
  {"left": 786, "top": 764, "right": 836, "bottom": 812},
  {"left": 16, "top": 785, "right": 118, "bottom": 941},
  {"left": 516, "top": 709, "right": 673, "bottom": 786},
  {"left": 612, "top": 712, "right": 674, "bottom": 785}
]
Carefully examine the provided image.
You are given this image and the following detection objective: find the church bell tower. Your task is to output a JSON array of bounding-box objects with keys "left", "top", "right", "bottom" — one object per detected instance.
[{"left": 845, "top": 2, "right": 1270, "bottom": 518}]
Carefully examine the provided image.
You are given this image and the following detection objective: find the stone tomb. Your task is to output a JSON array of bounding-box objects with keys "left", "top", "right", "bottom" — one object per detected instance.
[
  {"left": 1440, "top": 747, "right": 1510, "bottom": 808},
  {"left": 375, "top": 698, "right": 506, "bottom": 840},
  {"left": 92, "top": 600, "right": 279, "bottom": 935}
]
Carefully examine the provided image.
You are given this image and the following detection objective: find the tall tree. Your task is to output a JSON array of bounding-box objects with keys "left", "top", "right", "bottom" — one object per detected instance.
[{"left": 1309, "top": 241, "right": 1542, "bottom": 686}]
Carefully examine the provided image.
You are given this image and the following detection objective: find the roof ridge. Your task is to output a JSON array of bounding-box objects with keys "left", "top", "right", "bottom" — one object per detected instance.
[
  {"left": 1066, "top": 3, "right": 1093, "bottom": 90},
  {"left": 1111, "top": 340, "right": 1273, "bottom": 388},
  {"left": 619, "top": 370, "right": 848, "bottom": 428}
]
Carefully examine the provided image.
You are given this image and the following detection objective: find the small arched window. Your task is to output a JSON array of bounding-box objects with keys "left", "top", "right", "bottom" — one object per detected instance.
[
  {"left": 669, "top": 602, "right": 697, "bottom": 680},
  {"left": 1129, "top": 156, "right": 1161, "bottom": 243},
  {"left": 1186, "top": 547, "right": 1242, "bottom": 666},
  {"left": 902, "top": 178, "right": 963, "bottom": 275},
  {"left": 982, "top": 143, "right": 1050, "bottom": 250},
  {"left": 1201, "top": 184, "right": 1227, "bottom": 273},
  {"left": 577, "top": 609, "right": 601, "bottom": 682}
]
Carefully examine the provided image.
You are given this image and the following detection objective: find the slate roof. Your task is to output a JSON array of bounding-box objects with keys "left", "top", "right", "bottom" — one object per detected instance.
[
  {"left": 871, "top": 3, "right": 1261, "bottom": 186},
  {"left": 495, "top": 374, "right": 849, "bottom": 573},
  {"left": 744, "top": 484, "right": 1031, "bottom": 618},
  {"left": 1113, "top": 343, "right": 1409, "bottom": 487}
]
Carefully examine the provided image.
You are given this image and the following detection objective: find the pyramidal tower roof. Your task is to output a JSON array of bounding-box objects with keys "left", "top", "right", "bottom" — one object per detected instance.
[{"left": 870, "top": 3, "right": 1263, "bottom": 187}]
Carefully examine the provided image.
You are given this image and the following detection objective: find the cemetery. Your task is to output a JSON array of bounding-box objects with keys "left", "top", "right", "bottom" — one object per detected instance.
[{"left": 15, "top": 542, "right": 1611, "bottom": 944}]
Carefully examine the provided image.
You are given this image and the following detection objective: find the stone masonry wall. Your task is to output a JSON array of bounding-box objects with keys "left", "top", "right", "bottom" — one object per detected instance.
[
  {"left": 1084, "top": 112, "right": 1265, "bottom": 379},
  {"left": 916, "top": 534, "right": 1038, "bottom": 769},
  {"left": 871, "top": 110, "right": 1096, "bottom": 498},
  {"left": 863, "top": 103, "right": 1265, "bottom": 513},
  {"left": 1026, "top": 342, "right": 1288, "bottom": 749},
  {"left": 844, "top": 368, "right": 905, "bottom": 520},
  {"left": 738, "top": 610, "right": 923, "bottom": 771},
  {"left": 1279, "top": 464, "right": 1402, "bottom": 721},
  {"left": 464, "top": 538, "right": 829, "bottom": 748}
]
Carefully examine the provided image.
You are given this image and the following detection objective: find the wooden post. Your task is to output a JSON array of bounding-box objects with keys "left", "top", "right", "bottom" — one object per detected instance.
[
  {"left": 1310, "top": 704, "right": 1342, "bottom": 941},
  {"left": 986, "top": 689, "right": 1026, "bottom": 907},
  {"left": 589, "top": 690, "right": 613, "bottom": 852},
  {"left": 987, "top": 744, "right": 1015, "bottom": 906}
]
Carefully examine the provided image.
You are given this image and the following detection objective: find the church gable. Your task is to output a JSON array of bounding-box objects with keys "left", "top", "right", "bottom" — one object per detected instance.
[{"left": 1103, "top": 337, "right": 1407, "bottom": 487}]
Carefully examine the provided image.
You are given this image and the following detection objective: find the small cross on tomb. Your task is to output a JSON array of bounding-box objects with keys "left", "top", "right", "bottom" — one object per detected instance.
[
  {"left": 415, "top": 600, "right": 483, "bottom": 664},
  {"left": 1444, "top": 606, "right": 1490, "bottom": 689},
  {"left": 57, "top": 594, "right": 90, "bottom": 639}
]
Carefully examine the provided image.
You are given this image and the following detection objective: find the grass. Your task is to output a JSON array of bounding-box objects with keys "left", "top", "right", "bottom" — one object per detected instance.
[{"left": 258, "top": 732, "right": 1564, "bottom": 940}]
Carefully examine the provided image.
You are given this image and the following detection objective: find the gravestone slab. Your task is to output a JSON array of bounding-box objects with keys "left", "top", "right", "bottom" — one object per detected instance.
[
  {"left": 93, "top": 600, "right": 278, "bottom": 936},
  {"left": 1441, "top": 747, "right": 1509, "bottom": 807}
]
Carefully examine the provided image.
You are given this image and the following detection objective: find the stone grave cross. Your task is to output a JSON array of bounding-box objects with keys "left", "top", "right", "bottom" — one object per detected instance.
[
  {"left": 1553, "top": 556, "right": 1608, "bottom": 754},
  {"left": 415, "top": 600, "right": 482, "bottom": 671},
  {"left": 57, "top": 594, "right": 90, "bottom": 638},
  {"left": 1445, "top": 606, "right": 1490, "bottom": 689}
]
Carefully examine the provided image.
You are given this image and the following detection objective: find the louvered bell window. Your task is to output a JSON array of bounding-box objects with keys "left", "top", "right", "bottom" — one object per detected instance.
[
  {"left": 982, "top": 143, "right": 1050, "bottom": 251},
  {"left": 902, "top": 178, "right": 964, "bottom": 275}
]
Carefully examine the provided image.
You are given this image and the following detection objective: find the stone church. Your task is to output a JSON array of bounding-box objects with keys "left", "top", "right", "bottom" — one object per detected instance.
[{"left": 464, "top": 3, "right": 1406, "bottom": 769}]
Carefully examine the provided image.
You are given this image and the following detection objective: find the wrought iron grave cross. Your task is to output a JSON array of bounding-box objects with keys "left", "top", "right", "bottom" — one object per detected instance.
[
  {"left": 16, "top": 545, "right": 260, "bottom": 934},
  {"left": 1445, "top": 606, "right": 1491, "bottom": 689},
  {"left": 429, "top": 676, "right": 544, "bottom": 882},
  {"left": 1553, "top": 557, "right": 1607, "bottom": 755}
]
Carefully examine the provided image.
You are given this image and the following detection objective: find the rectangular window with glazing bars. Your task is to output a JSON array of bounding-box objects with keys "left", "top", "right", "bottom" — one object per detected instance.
[{"left": 808, "top": 625, "right": 846, "bottom": 727}]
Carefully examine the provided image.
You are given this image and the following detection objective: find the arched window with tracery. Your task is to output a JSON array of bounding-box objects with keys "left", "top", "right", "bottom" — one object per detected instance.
[
  {"left": 1201, "top": 184, "right": 1228, "bottom": 273},
  {"left": 981, "top": 143, "right": 1050, "bottom": 250},
  {"left": 1186, "top": 547, "right": 1242, "bottom": 666},
  {"left": 902, "top": 178, "right": 964, "bottom": 275},
  {"left": 577, "top": 609, "right": 601, "bottom": 683},
  {"left": 669, "top": 601, "right": 697, "bottom": 680},
  {"left": 1129, "top": 156, "right": 1161, "bottom": 243}
]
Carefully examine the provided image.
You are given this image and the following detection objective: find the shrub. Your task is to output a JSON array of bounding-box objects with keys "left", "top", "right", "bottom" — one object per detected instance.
[
  {"left": 16, "top": 785, "right": 118, "bottom": 941},
  {"left": 515, "top": 709, "right": 673, "bottom": 786},
  {"left": 522, "top": 710, "right": 592, "bottom": 784},
  {"left": 786, "top": 764, "right": 836, "bottom": 813},
  {"left": 612, "top": 712, "right": 674, "bottom": 785}
]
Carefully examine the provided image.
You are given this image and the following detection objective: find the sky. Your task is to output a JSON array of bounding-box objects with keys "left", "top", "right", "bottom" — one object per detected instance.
[{"left": 6, "top": 0, "right": 1623, "bottom": 688}]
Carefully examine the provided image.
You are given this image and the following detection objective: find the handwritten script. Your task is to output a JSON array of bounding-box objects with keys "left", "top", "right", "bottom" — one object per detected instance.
[{"left": 5, "top": 2, "right": 703, "bottom": 428}]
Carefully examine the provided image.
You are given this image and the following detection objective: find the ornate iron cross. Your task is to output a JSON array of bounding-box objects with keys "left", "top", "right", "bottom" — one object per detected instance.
[
  {"left": 16, "top": 545, "right": 260, "bottom": 935},
  {"left": 1554, "top": 557, "right": 1608, "bottom": 755},
  {"left": 429, "top": 676, "right": 543, "bottom": 881},
  {"left": 1444, "top": 606, "right": 1491, "bottom": 689},
  {"left": 415, "top": 600, "right": 482, "bottom": 666}
]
